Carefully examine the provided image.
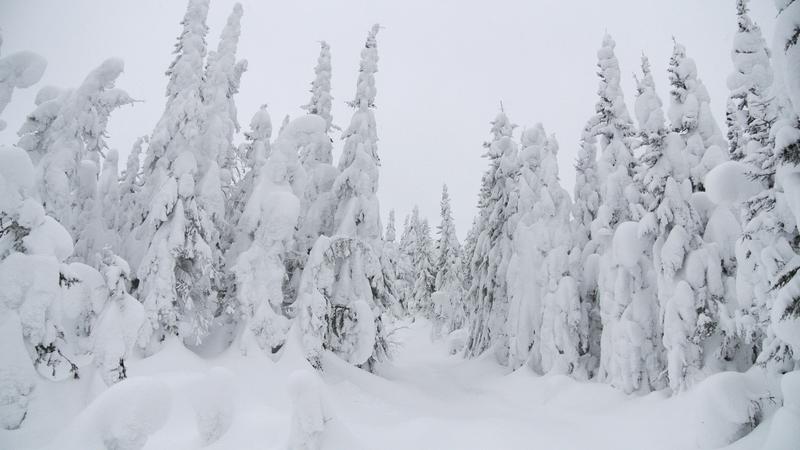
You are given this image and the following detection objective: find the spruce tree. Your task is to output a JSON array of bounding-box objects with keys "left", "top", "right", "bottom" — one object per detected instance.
[
  {"left": 301, "top": 41, "right": 334, "bottom": 132},
  {"left": 295, "top": 42, "right": 339, "bottom": 280},
  {"left": 230, "top": 116, "right": 306, "bottom": 355},
  {"left": 433, "top": 185, "right": 466, "bottom": 333},
  {"left": 757, "top": 0, "right": 800, "bottom": 370},
  {"left": 571, "top": 119, "right": 602, "bottom": 375},
  {"left": 535, "top": 133, "right": 584, "bottom": 376},
  {"left": 411, "top": 217, "right": 435, "bottom": 317},
  {"left": 588, "top": 34, "right": 646, "bottom": 389},
  {"left": 135, "top": 0, "right": 218, "bottom": 349},
  {"left": 297, "top": 24, "right": 398, "bottom": 369},
  {"left": 726, "top": 0, "right": 775, "bottom": 163},
  {"left": 464, "top": 110, "right": 519, "bottom": 362},
  {"left": 667, "top": 40, "right": 728, "bottom": 192},
  {"left": 16, "top": 58, "right": 133, "bottom": 251},
  {"left": 200, "top": 2, "right": 247, "bottom": 279},
  {"left": 506, "top": 124, "right": 546, "bottom": 370}
]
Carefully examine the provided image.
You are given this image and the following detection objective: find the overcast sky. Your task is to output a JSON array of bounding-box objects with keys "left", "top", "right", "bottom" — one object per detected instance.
[{"left": 0, "top": 0, "right": 776, "bottom": 239}]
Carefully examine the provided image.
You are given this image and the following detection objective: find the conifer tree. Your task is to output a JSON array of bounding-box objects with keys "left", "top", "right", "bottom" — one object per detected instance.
[
  {"left": 385, "top": 209, "right": 396, "bottom": 243},
  {"left": 228, "top": 105, "right": 272, "bottom": 235},
  {"left": 757, "top": 0, "right": 800, "bottom": 370},
  {"left": 118, "top": 136, "right": 146, "bottom": 265},
  {"left": 433, "top": 185, "right": 465, "bottom": 333},
  {"left": 411, "top": 217, "right": 435, "bottom": 317},
  {"left": 726, "top": 0, "right": 775, "bottom": 163},
  {"left": 200, "top": 2, "right": 247, "bottom": 276},
  {"left": 230, "top": 117, "right": 305, "bottom": 354},
  {"left": 297, "top": 24, "right": 397, "bottom": 369},
  {"left": 571, "top": 119, "right": 602, "bottom": 374},
  {"left": 506, "top": 124, "right": 547, "bottom": 370},
  {"left": 667, "top": 40, "right": 728, "bottom": 191},
  {"left": 135, "top": 0, "right": 218, "bottom": 349},
  {"left": 295, "top": 42, "right": 339, "bottom": 276},
  {"left": 534, "top": 133, "right": 584, "bottom": 376},
  {"left": 465, "top": 110, "right": 519, "bottom": 362},
  {"left": 588, "top": 34, "right": 646, "bottom": 388},
  {"left": 17, "top": 58, "right": 133, "bottom": 246},
  {"left": 301, "top": 41, "right": 334, "bottom": 132}
]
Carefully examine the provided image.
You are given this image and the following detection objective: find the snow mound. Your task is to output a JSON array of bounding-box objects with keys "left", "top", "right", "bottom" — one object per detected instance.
[
  {"left": 0, "top": 51, "right": 47, "bottom": 88},
  {"left": 612, "top": 221, "right": 645, "bottom": 269},
  {"left": 0, "top": 145, "right": 35, "bottom": 195},
  {"left": 761, "top": 372, "right": 800, "bottom": 450},
  {"left": 446, "top": 328, "right": 468, "bottom": 355},
  {"left": 704, "top": 161, "right": 762, "bottom": 206},
  {"left": 48, "top": 377, "right": 172, "bottom": 450},
  {"left": 191, "top": 366, "right": 236, "bottom": 445},
  {"left": 287, "top": 369, "right": 362, "bottom": 450},
  {"left": 23, "top": 215, "right": 74, "bottom": 261},
  {"left": 280, "top": 114, "right": 327, "bottom": 138},
  {"left": 0, "top": 314, "right": 35, "bottom": 430},
  {"left": 693, "top": 371, "right": 776, "bottom": 448}
]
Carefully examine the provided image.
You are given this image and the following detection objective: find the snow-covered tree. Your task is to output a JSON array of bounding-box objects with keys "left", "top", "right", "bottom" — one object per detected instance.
[
  {"left": 135, "top": 0, "right": 218, "bottom": 350},
  {"left": 385, "top": 209, "right": 396, "bottom": 243},
  {"left": 532, "top": 132, "right": 584, "bottom": 376},
  {"left": 198, "top": 2, "right": 247, "bottom": 299},
  {"left": 0, "top": 33, "right": 46, "bottom": 131},
  {"left": 74, "top": 148, "right": 122, "bottom": 267},
  {"left": 227, "top": 105, "right": 272, "bottom": 236},
  {"left": 506, "top": 124, "right": 546, "bottom": 370},
  {"left": 465, "top": 110, "right": 519, "bottom": 363},
  {"left": 587, "top": 34, "right": 651, "bottom": 390},
  {"left": 92, "top": 249, "right": 144, "bottom": 385},
  {"left": 294, "top": 44, "right": 339, "bottom": 281},
  {"left": 755, "top": 0, "right": 800, "bottom": 371},
  {"left": 0, "top": 145, "right": 78, "bottom": 428},
  {"left": 301, "top": 41, "right": 334, "bottom": 132},
  {"left": 637, "top": 51, "right": 727, "bottom": 388},
  {"left": 571, "top": 119, "right": 602, "bottom": 374},
  {"left": 726, "top": 0, "right": 776, "bottom": 163},
  {"left": 118, "top": 136, "right": 146, "bottom": 265},
  {"left": 382, "top": 209, "right": 410, "bottom": 321},
  {"left": 432, "top": 185, "right": 465, "bottom": 334},
  {"left": 297, "top": 24, "right": 397, "bottom": 369},
  {"left": 411, "top": 217, "right": 435, "bottom": 317},
  {"left": 16, "top": 58, "right": 133, "bottom": 246},
  {"left": 667, "top": 39, "right": 728, "bottom": 191},
  {"left": 398, "top": 207, "right": 420, "bottom": 308},
  {"left": 229, "top": 117, "right": 307, "bottom": 355}
]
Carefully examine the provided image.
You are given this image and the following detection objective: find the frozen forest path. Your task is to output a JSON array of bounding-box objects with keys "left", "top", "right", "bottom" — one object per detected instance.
[{"left": 316, "top": 319, "right": 742, "bottom": 450}]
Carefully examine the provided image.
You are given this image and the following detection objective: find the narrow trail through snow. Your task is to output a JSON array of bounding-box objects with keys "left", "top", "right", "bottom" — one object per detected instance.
[{"left": 317, "top": 319, "right": 706, "bottom": 450}]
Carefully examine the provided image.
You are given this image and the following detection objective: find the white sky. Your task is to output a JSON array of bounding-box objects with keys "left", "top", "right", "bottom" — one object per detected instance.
[{"left": 0, "top": 0, "right": 775, "bottom": 240}]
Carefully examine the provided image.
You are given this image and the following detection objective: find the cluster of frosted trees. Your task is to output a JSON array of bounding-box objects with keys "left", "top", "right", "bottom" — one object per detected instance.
[
  {"left": 455, "top": 0, "right": 800, "bottom": 397},
  {"left": 1, "top": 0, "right": 799, "bottom": 433},
  {"left": 0, "top": 0, "right": 406, "bottom": 430}
]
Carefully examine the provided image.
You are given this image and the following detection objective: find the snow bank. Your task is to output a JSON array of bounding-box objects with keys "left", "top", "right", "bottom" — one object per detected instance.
[
  {"left": 0, "top": 314, "right": 35, "bottom": 430},
  {"left": 761, "top": 371, "right": 800, "bottom": 450},
  {"left": 287, "top": 369, "right": 362, "bottom": 450},
  {"left": 191, "top": 366, "right": 235, "bottom": 444},
  {"left": 47, "top": 377, "right": 171, "bottom": 450},
  {"left": 692, "top": 370, "right": 778, "bottom": 448}
]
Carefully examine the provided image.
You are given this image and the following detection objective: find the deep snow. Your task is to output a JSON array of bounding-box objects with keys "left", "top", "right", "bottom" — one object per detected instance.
[{"left": 0, "top": 319, "right": 788, "bottom": 450}]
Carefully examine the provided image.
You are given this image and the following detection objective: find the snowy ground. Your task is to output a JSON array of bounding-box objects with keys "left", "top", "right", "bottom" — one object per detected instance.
[{"left": 0, "top": 319, "right": 779, "bottom": 450}]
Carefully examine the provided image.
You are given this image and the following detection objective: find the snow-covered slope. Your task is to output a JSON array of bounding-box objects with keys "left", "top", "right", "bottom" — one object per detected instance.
[{"left": 0, "top": 319, "right": 788, "bottom": 450}]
